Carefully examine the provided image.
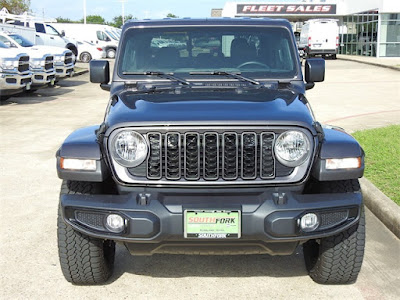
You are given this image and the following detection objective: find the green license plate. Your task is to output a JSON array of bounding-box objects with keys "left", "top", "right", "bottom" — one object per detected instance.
[{"left": 184, "top": 210, "right": 241, "bottom": 239}]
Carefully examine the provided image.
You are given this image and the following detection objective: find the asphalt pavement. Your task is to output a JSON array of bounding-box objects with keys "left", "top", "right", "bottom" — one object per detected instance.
[{"left": 0, "top": 59, "right": 399, "bottom": 299}]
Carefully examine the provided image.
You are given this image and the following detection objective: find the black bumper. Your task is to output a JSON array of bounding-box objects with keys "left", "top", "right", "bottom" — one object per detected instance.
[{"left": 60, "top": 187, "right": 362, "bottom": 255}]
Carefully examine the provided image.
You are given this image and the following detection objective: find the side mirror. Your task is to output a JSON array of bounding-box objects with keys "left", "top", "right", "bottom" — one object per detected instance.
[
  {"left": 61, "top": 30, "right": 65, "bottom": 37},
  {"left": 305, "top": 58, "right": 325, "bottom": 90},
  {"left": 90, "top": 60, "right": 110, "bottom": 91}
]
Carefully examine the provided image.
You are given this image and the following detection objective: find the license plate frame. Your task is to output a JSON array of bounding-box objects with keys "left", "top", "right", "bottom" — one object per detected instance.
[{"left": 184, "top": 210, "right": 241, "bottom": 239}]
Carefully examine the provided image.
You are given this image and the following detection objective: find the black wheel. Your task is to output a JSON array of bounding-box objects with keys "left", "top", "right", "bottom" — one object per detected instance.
[
  {"left": 332, "top": 54, "right": 337, "bottom": 60},
  {"left": 303, "top": 180, "right": 365, "bottom": 284},
  {"left": 80, "top": 52, "right": 92, "bottom": 63},
  {"left": 57, "top": 180, "right": 115, "bottom": 285},
  {"left": 106, "top": 48, "right": 116, "bottom": 59}
]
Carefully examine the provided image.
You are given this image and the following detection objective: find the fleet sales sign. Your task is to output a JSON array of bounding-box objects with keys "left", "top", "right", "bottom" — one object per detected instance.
[{"left": 237, "top": 4, "right": 337, "bottom": 15}]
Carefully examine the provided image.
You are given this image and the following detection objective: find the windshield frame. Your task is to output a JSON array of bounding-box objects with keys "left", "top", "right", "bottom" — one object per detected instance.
[{"left": 116, "top": 24, "right": 301, "bottom": 83}]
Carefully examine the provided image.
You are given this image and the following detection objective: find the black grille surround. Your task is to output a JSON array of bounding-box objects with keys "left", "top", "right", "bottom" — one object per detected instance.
[
  {"left": 107, "top": 126, "right": 315, "bottom": 186},
  {"left": 64, "top": 52, "right": 73, "bottom": 65}
]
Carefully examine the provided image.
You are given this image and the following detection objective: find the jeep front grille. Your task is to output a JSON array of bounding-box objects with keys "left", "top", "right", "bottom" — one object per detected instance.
[
  {"left": 145, "top": 131, "right": 275, "bottom": 181},
  {"left": 18, "top": 56, "right": 30, "bottom": 73}
]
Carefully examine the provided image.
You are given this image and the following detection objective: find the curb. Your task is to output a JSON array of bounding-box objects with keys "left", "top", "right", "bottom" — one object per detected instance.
[
  {"left": 72, "top": 68, "right": 89, "bottom": 77},
  {"left": 360, "top": 177, "right": 400, "bottom": 238},
  {"left": 338, "top": 57, "right": 400, "bottom": 72}
]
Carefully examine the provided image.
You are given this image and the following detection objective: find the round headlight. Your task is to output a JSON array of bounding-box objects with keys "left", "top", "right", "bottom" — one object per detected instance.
[
  {"left": 111, "top": 131, "right": 148, "bottom": 167},
  {"left": 274, "top": 131, "right": 310, "bottom": 167}
]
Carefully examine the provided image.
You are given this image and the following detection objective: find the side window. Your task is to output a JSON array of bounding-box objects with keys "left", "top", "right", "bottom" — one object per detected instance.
[
  {"left": 35, "top": 23, "right": 45, "bottom": 33},
  {"left": 97, "top": 31, "right": 107, "bottom": 41}
]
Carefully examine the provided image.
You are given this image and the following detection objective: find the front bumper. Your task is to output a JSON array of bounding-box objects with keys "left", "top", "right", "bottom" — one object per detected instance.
[
  {"left": 32, "top": 69, "right": 56, "bottom": 86},
  {"left": 61, "top": 187, "right": 362, "bottom": 255},
  {"left": 0, "top": 72, "right": 32, "bottom": 96},
  {"left": 55, "top": 63, "right": 74, "bottom": 78}
]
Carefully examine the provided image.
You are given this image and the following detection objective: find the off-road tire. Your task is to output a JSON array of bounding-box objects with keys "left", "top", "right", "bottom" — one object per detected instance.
[
  {"left": 303, "top": 180, "right": 365, "bottom": 284},
  {"left": 57, "top": 180, "right": 115, "bottom": 285}
]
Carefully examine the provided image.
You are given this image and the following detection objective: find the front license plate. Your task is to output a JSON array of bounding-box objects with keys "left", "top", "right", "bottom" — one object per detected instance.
[
  {"left": 184, "top": 210, "right": 241, "bottom": 239},
  {"left": 25, "top": 83, "right": 31, "bottom": 90}
]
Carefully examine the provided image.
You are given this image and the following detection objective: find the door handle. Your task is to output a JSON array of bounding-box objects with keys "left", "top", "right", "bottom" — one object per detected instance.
[{"left": 50, "top": 37, "right": 54, "bottom": 39}]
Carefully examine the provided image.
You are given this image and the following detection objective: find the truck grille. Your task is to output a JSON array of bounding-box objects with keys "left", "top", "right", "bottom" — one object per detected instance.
[
  {"left": 45, "top": 56, "right": 54, "bottom": 70},
  {"left": 145, "top": 131, "right": 275, "bottom": 181},
  {"left": 64, "top": 52, "right": 73, "bottom": 65},
  {"left": 18, "top": 56, "right": 30, "bottom": 73}
]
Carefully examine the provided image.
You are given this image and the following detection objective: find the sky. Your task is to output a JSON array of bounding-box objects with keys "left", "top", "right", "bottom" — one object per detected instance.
[{"left": 30, "top": 0, "right": 302, "bottom": 22}]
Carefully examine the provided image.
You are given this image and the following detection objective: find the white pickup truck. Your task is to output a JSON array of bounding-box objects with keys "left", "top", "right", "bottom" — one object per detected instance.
[
  {"left": 0, "top": 41, "right": 32, "bottom": 100},
  {"left": 0, "top": 32, "right": 55, "bottom": 89},
  {"left": 0, "top": 32, "right": 75, "bottom": 80}
]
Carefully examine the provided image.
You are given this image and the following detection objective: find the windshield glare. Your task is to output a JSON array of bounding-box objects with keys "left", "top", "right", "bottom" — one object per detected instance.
[
  {"left": 119, "top": 26, "right": 298, "bottom": 79},
  {"left": 9, "top": 34, "right": 34, "bottom": 47}
]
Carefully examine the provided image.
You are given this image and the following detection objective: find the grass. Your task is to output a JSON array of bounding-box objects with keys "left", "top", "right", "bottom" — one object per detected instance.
[{"left": 352, "top": 125, "right": 400, "bottom": 205}]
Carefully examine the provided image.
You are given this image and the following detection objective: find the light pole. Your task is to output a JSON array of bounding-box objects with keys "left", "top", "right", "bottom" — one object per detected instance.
[{"left": 83, "top": 0, "right": 87, "bottom": 24}]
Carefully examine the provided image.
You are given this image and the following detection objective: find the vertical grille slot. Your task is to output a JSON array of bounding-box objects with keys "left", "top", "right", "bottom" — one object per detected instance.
[
  {"left": 203, "top": 133, "right": 219, "bottom": 180},
  {"left": 260, "top": 133, "right": 275, "bottom": 179},
  {"left": 184, "top": 133, "right": 200, "bottom": 180},
  {"left": 222, "top": 133, "right": 238, "bottom": 180},
  {"left": 147, "top": 133, "right": 162, "bottom": 179},
  {"left": 165, "top": 133, "right": 181, "bottom": 179},
  {"left": 241, "top": 133, "right": 257, "bottom": 179}
]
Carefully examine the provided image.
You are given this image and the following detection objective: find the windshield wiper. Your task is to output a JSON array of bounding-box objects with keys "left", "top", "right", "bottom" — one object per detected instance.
[
  {"left": 190, "top": 71, "right": 260, "bottom": 85},
  {"left": 122, "top": 71, "right": 190, "bottom": 86}
]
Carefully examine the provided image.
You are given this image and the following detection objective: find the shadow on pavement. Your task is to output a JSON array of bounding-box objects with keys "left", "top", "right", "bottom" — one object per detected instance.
[
  {"left": 0, "top": 80, "right": 88, "bottom": 105},
  {"left": 109, "top": 245, "right": 308, "bottom": 283}
]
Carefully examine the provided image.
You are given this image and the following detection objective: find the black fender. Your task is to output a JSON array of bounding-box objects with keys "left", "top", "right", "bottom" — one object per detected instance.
[
  {"left": 311, "top": 126, "right": 365, "bottom": 181},
  {"left": 66, "top": 43, "right": 78, "bottom": 57},
  {"left": 56, "top": 125, "right": 109, "bottom": 182}
]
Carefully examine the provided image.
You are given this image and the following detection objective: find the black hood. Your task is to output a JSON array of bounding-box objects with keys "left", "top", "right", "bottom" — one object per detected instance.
[{"left": 104, "top": 88, "right": 315, "bottom": 132}]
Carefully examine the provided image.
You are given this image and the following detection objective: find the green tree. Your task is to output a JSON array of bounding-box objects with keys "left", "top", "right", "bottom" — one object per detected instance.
[
  {"left": 0, "top": 0, "right": 30, "bottom": 14},
  {"left": 56, "top": 17, "right": 78, "bottom": 23},
  {"left": 80, "top": 15, "right": 105, "bottom": 24},
  {"left": 109, "top": 14, "right": 133, "bottom": 28},
  {"left": 166, "top": 13, "right": 178, "bottom": 18}
]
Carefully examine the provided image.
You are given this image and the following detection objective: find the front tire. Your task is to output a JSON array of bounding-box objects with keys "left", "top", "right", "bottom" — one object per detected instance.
[
  {"left": 303, "top": 180, "right": 365, "bottom": 284},
  {"left": 57, "top": 180, "right": 115, "bottom": 285}
]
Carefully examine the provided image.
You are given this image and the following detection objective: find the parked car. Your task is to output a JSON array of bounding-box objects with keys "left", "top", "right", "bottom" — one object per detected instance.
[
  {"left": 0, "top": 33, "right": 74, "bottom": 79},
  {"left": 0, "top": 40, "right": 31, "bottom": 100},
  {"left": 76, "top": 40, "right": 106, "bottom": 63},
  {"left": 0, "top": 32, "right": 55, "bottom": 89},
  {"left": 51, "top": 23, "right": 118, "bottom": 58},
  {"left": 57, "top": 18, "right": 366, "bottom": 285}
]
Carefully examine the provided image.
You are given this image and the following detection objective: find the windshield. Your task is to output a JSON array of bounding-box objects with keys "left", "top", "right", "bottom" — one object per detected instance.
[
  {"left": 106, "top": 30, "right": 118, "bottom": 41},
  {"left": 9, "top": 34, "right": 34, "bottom": 47},
  {"left": 0, "top": 41, "right": 9, "bottom": 48},
  {"left": 119, "top": 26, "right": 298, "bottom": 79}
]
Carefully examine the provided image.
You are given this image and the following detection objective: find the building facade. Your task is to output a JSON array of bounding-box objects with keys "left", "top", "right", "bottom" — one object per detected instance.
[{"left": 218, "top": 1, "right": 400, "bottom": 57}]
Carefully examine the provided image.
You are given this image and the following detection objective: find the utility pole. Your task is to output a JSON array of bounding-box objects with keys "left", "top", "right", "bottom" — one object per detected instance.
[{"left": 83, "top": 0, "right": 87, "bottom": 24}]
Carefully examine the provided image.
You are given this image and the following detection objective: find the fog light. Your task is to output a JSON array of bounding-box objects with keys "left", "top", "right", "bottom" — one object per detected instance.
[
  {"left": 300, "top": 213, "right": 319, "bottom": 232},
  {"left": 105, "top": 214, "right": 125, "bottom": 233}
]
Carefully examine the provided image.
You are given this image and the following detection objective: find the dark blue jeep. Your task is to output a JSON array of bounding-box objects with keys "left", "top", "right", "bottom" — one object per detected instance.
[{"left": 56, "top": 18, "right": 365, "bottom": 285}]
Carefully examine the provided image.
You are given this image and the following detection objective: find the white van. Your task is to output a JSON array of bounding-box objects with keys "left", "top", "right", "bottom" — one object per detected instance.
[
  {"left": 299, "top": 19, "right": 339, "bottom": 59},
  {"left": 51, "top": 23, "right": 119, "bottom": 58}
]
